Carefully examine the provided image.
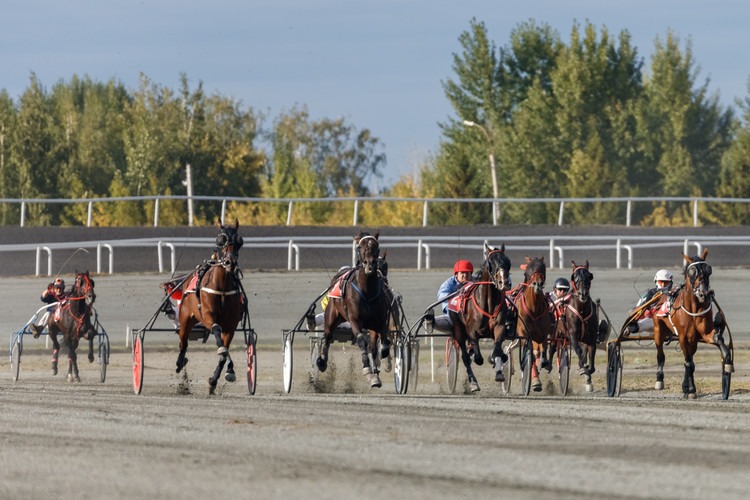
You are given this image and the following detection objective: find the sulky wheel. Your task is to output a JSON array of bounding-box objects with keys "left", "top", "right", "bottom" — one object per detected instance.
[
  {"left": 282, "top": 331, "right": 294, "bottom": 393},
  {"left": 445, "top": 338, "right": 459, "bottom": 394},
  {"left": 393, "top": 338, "right": 409, "bottom": 394},
  {"left": 407, "top": 339, "right": 419, "bottom": 393},
  {"left": 132, "top": 331, "right": 144, "bottom": 395},
  {"left": 606, "top": 342, "right": 623, "bottom": 397},
  {"left": 520, "top": 339, "right": 532, "bottom": 397},
  {"left": 99, "top": 334, "right": 110, "bottom": 383},
  {"left": 558, "top": 343, "right": 571, "bottom": 396},
  {"left": 10, "top": 335, "right": 22, "bottom": 382},
  {"left": 246, "top": 330, "right": 257, "bottom": 395}
]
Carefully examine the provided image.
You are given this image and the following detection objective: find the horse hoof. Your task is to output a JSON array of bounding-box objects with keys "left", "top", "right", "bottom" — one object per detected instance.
[
  {"left": 383, "top": 357, "right": 392, "bottom": 373},
  {"left": 541, "top": 360, "right": 551, "bottom": 373},
  {"left": 585, "top": 383, "right": 594, "bottom": 393},
  {"left": 316, "top": 358, "right": 327, "bottom": 373},
  {"left": 88, "top": 353, "right": 95, "bottom": 363},
  {"left": 51, "top": 365, "right": 58, "bottom": 376},
  {"left": 368, "top": 373, "right": 382, "bottom": 388},
  {"left": 470, "top": 382, "right": 481, "bottom": 393},
  {"left": 655, "top": 381, "right": 664, "bottom": 390},
  {"left": 687, "top": 393, "right": 697, "bottom": 400},
  {"left": 208, "top": 378, "right": 218, "bottom": 394},
  {"left": 225, "top": 373, "right": 236, "bottom": 383},
  {"left": 532, "top": 378, "right": 542, "bottom": 392},
  {"left": 495, "top": 371, "right": 505, "bottom": 383},
  {"left": 473, "top": 354, "right": 484, "bottom": 366}
]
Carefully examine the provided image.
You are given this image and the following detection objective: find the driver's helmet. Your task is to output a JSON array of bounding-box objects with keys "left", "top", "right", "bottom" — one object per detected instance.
[
  {"left": 53, "top": 278, "right": 65, "bottom": 290},
  {"left": 653, "top": 269, "right": 673, "bottom": 290},
  {"left": 453, "top": 260, "right": 474, "bottom": 274},
  {"left": 553, "top": 277, "right": 570, "bottom": 291}
]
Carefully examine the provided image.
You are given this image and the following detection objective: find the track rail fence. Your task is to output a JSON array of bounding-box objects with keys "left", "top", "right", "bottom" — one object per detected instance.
[
  {"left": 3, "top": 195, "right": 750, "bottom": 227},
  {"left": 3, "top": 235, "right": 750, "bottom": 276}
]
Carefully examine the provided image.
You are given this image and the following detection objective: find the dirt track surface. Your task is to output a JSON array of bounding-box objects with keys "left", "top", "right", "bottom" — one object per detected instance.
[{"left": 2, "top": 270, "right": 750, "bottom": 499}]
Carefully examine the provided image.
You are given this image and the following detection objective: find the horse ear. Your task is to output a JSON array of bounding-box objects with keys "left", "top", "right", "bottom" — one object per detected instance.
[
  {"left": 215, "top": 220, "right": 222, "bottom": 229},
  {"left": 233, "top": 218, "right": 239, "bottom": 230},
  {"left": 499, "top": 243, "right": 505, "bottom": 253},
  {"left": 682, "top": 253, "right": 692, "bottom": 264},
  {"left": 701, "top": 248, "right": 708, "bottom": 260},
  {"left": 381, "top": 249, "right": 387, "bottom": 260},
  {"left": 374, "top": 230, "right": 380, "bottom": 240},
  {"left": 585, "top": 260, "right": 589, "bottom": 269},
  {"left": 525, "top": 256, "right": 531, "bottom": 264},
  {"left": 571, "top": 260, "right": 577, "bottom": 270}
]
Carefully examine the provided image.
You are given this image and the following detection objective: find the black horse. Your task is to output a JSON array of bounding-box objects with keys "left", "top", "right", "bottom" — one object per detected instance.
[
  {"left": 47, "top": 271, "right": 97, "bottom": 382},
  {"left": 318, "top": 231, "right": 391, "bottom": 388},
  {"left": 448, "top": 243, "right": 514, "bottom": 392}
]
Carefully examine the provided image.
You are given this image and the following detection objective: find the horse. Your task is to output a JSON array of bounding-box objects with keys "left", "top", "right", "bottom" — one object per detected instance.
[
  {"left": 564, "top": 260, "right": 604, "bottom": 392},
  {"left": 318, "top": 231, "right": 391, "bottom": 388},
  {"left": 175, "top": 219, "right": 246, "bottom": 394},
  {"left": 512, "top": 256, "right": 552, "bottom": 392},
  {"left": 447, "top": 242, "right": 513, "bottom": 393},
  {"left": 653, "top": 249, "right": 733, "bottom": 399},
  {"left": 47, "top": 270, "right": 97, "bottom": 382}
]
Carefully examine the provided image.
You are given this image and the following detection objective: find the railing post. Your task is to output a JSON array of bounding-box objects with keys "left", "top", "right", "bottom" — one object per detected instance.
[
  {"left": 87, "top": 201, "right": 93, "bottom": 227},
  {"left": 286, "top": 201, "right": 293, "bottom": 226},
  {"left": 353, "top": 199, "right": 359, "bottom": 226},
  {"left": 557, "top": 201, "right": 565, "bottom": 226},
  {"left": 616, "top": 239, "right": 621, "bottom": 269},
  {"left": 153, "top": 198, "right": 160, "bottom": 227},
  {"left": 422, "top": 201, "right": 428, "bottom": 227},
  {"left": 626, "top": 199, "right": 632, "bottom": 227},
  {"left": 20, "top": 201, "right": 26, "bottom": 227},
  {"left": 221, "top": 199, "right": 227, "bottom": 224},
  {"left": 549, "top": 239, "right": 555, "bottom": 269},
  {"left": 417, "top": 239, "right": 423, "bottom": 270}
]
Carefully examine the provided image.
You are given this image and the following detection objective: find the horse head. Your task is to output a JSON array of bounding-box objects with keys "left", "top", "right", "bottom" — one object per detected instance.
[
  {"left": 570, "top": 260, "right": 593, "bottom": 303},
  {"left": 682, "top": 249, "right": 712, "bottom": 303},
  {"left": 523, "top": 256, "right": 546, "bottom": 294},
  {"left": 483, "top": 242, "right": 511, "bottom": 291},
  {"left": 215, "top": 219, "right": 244, "bottom": 269},
  {"left": 355, "top": 231, "right": 380, "bottom": 276},
  {"left": 74, "top": 270, "right": 96, "bottom": 306}
]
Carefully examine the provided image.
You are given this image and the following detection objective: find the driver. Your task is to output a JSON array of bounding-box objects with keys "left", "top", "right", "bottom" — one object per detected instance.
[
  {"left": 425, "top": 259, "right": 474, "bottom": 333},
  {"left": 627, "top": 269, "right": 673, "bottom": 334},
  {"left": 30, "top": 278, "right": 66, "bottom": 338}
]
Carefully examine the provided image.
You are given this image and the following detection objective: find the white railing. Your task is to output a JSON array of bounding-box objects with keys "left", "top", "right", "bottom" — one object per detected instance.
[
  {"left": 3, "top": 195, "right": 750, "bottom": 227},
  {"left": 4, "top": 234, "right": 750, "bottom": 276}
]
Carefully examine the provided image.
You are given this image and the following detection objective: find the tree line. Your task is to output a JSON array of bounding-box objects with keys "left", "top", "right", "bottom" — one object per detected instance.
[{"left": 2, "top": 19, "right": 750, "bottom": 227}]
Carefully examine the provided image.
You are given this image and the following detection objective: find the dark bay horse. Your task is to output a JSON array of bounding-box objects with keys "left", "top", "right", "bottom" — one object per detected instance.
[
  {"left": 175, "top": 219, "right": 246, "bottom": 394},
  {"left": 654, "top": 249, "right": 733, "bottom": 399},
  {"left": 564, "top": 260, "right": 604, "bottom": 392},
  {"left": 319, "top": 231, "right": 390, "bottom": 388},
  {"left": 448, "top": 242, "right": 513, "bottom": 392},
  {"left": 512, "top": 256, "right": 551, "bottom": 392},
  {"left": 47, "top": 271, "right": 97, "bottom": 382}
]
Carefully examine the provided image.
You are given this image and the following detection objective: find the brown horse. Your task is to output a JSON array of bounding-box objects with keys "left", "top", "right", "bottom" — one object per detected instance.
[
  {"left": 564, "top": 260, "right": 605, "bottom": 392},
  {"left": 175, "top": 219, "right": 245, "bottom": 394},
  {"left": 318, "top": 231, "right": 390, "bottom": 388},
  {"left": 47, "top": 270, "right": 97, "bottom": 382},
  {"left": 448, "top": 242, "right": 513, "bottom": 392},
  {"left": 653, "top": 249, "right": 733, "bottom": 399},
  {"left": 512, "top": 256, "right": 551, "bottom": 392}
]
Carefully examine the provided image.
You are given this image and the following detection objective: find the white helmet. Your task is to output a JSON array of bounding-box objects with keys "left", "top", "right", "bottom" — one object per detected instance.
[{"left": 654, "top": 269, "right": 673, "bottom": 283}]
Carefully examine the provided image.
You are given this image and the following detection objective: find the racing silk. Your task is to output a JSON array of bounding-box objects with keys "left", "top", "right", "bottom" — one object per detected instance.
[
  {"left": 438, "top": 275, "right": 467, "bottom": 313},
  {"left": 637, "top": 286, "right": 671, "bottom": 318}
]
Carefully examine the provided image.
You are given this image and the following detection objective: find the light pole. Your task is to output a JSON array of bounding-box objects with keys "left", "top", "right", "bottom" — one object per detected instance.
[{"left": 463, "top": 120, "right": 499, "bottom": 224}]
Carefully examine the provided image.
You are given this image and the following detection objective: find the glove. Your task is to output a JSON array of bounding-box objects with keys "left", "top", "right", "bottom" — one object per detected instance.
[{"left": 48, "top": 283, "right": 54, "bottom": 290}]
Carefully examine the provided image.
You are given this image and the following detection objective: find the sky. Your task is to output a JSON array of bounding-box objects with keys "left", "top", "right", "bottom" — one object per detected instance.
[{"left": 3, "top": 1, "right": 750, "bottom": 192}]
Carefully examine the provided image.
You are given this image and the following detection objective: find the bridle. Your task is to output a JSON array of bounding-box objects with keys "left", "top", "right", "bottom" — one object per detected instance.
[
  {"left": 570, "top": 266, "right": 592, "bottom": 302},
  {"left": 485, "top": 249, "right": 511, "bottom": 291},
  {"left": 356, "top": 235, "right": 380, "bottom": 275}
]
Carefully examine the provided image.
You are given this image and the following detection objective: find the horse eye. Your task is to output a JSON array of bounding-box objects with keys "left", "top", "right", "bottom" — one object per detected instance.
[
  {"left": 705, "top": 265, "right": 712, "bottom": 276},
  {"left": 687, "top": 267, "right": 696, "bottom": 278}
]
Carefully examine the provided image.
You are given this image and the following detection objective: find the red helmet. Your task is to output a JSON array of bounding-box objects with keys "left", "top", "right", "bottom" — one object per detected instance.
[{"left": 453, "top": 260, "right": 474, "bottom": 274}]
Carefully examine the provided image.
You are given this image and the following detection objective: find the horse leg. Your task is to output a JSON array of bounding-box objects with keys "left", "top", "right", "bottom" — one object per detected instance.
[
  {"left": 682, "top": 354, "right": 697, "bottom": 399},
  {"left": 225, "top": 353, "right": 236, "bottom": 382},
  {"left": 531, "top": 342, "right": 543, "bottom": 391},
  {"left": 459, "top": 340, "right": 480, "bottom": 393},
  {"left": 570, "top": 331, "right": 586, "bottom": 375},
  {"left": 67, "top": 341, "right": 80, "bottom": 383},
  {"left": 49, "top": 330, "right": 60, "bottom": 376},
  {"left": 356, "top": 331, "right": 380, "bottom": 388},
  {"left": 88, "top": 334, "right": 95, "bottom": 363},
  {"left": 655, "top": 340, "right": 666, "bottom": 390},
  {"left": 583, "top": 345, "right": 594, "bottom": 392},
  {"left": 176, "top": 332, "right": 189, "bottom": 374},
  {"left": 469, "top": 336, "right": 484, "bottom": 366},
  {"left": 490, "top": 339, "right": 506, "bottom": 382}
]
